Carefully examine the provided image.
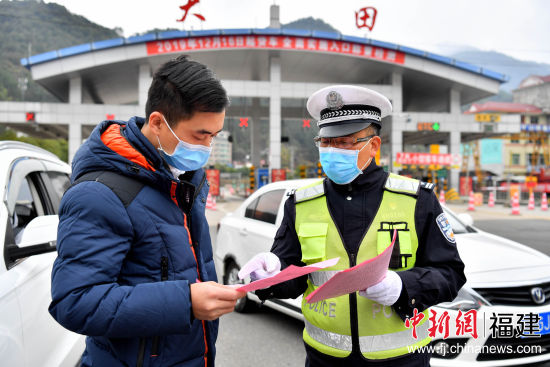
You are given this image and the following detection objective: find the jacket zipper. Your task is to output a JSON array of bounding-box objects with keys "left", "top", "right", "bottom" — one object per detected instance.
[
  {"left": 173, "top": 180, "right": 209, "bottom": 367},
  {"left": 186, "top": 214, "right": 209, "bottom": 367},
  {"left": 151, "top": 257, "right": 169, "bottom": 358},
  {"left": 325, "top": 185, "right": 361, "bottom": 355}
]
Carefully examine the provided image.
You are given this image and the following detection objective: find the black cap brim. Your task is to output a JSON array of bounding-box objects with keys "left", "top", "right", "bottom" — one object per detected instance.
[{"left": 319, "top": 120, "right": 380, "bottom": 138}]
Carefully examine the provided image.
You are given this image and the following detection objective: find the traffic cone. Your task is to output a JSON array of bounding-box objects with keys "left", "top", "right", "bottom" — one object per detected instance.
[
  {"left": 528, "top": 192, "right": 535, "bottom": 210},
  {"left": 541, "top": 192, "right": 548, "bottom": 211},
  {"left": 206, "top": 193, "right": 217, "bottom": 210},
  {"left": 488, "top": 191, "right": 495, "bottom": 207},
  {"left": 467, "top": 191, "right": 475, "bottom": 211},
  {"left": 511, "top": 192, "right": 521, "bottom": 215},
  {"left": 439, "top": 190, "right": 446, "bottom": 205}
]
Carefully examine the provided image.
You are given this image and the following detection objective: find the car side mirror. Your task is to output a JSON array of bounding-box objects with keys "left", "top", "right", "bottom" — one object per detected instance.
[
  {"left": 6, "top": 215, "right": 58, "bottom": 264},
  {"left": 457, "top": 213, "right": 474, "bottom": 227}
]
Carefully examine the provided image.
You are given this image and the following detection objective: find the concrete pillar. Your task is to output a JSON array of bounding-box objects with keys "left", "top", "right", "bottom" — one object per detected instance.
[
  {"left": 391, "top": 72, "right": 403, "bottom": 113},
  {"left": 68, "top": 122, "right": 82, "bottom": 164},
  {"left": 139, "top": 64, "right": 152, "bottom": 107},
  {"left": 449, "top": 130, "right": 461, "bottom": 190},
  {"left": 250, "top": 98, "right": 262, "bottom": 167},
  {"left": 69, "top": 76, "right": 82, "bottom": 104},
  {"left": 269, "top": 56, "right": 281, "bottom": 170},
  {"left": 389, "top": 116, "right": 402, "bottom": 173},
  {"left": 450, "top": 89, "right": 461, "bottom": 114},
  {"left": 270, "top": 5, "right": 280, "bottom": 28}
]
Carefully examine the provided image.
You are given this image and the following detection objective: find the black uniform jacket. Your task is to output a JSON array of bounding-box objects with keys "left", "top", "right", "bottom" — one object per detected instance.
[{"left": 257, "top": 161, "right": 466, "bottom": 366}]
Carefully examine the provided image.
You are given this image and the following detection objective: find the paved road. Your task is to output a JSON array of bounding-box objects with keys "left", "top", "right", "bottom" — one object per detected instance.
[
  {"left": 216, "top": 306, "right": 305, "bottom": 367},
  {"left": 474, "top": 219, "right": 550, "bottom": 256},
  {"left": 209, "top": 199, "right": 550, "bottom": 367}
]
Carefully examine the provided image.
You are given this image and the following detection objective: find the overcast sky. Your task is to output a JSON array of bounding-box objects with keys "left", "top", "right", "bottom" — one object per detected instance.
[{"left": 49, "top": 0, "right": 550, "bottom": 64}]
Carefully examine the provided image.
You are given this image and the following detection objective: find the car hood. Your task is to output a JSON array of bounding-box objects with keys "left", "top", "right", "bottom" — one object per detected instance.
[{"left": 456, "top": 230, "right": 550, "bottom": 287}]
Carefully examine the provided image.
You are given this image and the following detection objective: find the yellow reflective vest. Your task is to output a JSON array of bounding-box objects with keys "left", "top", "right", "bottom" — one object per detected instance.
[{"left": 295, "top": 173, "right": 431, "bottom": 359}]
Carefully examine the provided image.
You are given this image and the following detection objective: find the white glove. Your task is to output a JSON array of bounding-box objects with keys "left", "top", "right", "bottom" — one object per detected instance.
[
  {"left": 358, "top": 271, "right": 402, "bottom": 306},
  {"left": 238, "top": 252, "right": 281, "bottom": 281}
]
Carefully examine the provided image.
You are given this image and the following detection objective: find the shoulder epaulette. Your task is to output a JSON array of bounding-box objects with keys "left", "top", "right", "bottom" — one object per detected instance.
[
  {"left": 287, "top": 188, "right": 297, "bottom": 197},
  {"left": 420, "top": 182, "right": 435, "bottom": 191},
  {"left": 294, "top": 180, "right": 325, "bottom": 203},
  {"left": 384, "top": 173, "right": 420, "bottom": 196}
]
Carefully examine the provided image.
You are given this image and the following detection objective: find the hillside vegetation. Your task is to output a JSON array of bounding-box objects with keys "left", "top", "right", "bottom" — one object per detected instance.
[{"left": 0, "top": 0, "right": 118, "bottom": 102}]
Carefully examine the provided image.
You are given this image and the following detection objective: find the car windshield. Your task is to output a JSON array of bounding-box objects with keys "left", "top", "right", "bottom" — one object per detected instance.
[{"left": 443, "top": 208, "right": 471, "bottom": 234}]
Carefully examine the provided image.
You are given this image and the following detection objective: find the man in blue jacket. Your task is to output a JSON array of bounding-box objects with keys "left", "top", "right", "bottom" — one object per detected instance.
[{"left": 49, "top": 55, "right": 244, "bottom": 367}]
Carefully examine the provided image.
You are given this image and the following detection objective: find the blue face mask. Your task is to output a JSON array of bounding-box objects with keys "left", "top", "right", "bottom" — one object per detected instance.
[
  {"left": 157, "top": 115, "right": 212, "bottom": 171},
  {"left": 319, "top": 140, "right": 372, "bottom": 185}
]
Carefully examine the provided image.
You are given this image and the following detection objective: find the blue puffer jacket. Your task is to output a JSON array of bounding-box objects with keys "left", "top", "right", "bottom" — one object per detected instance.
[{"left": 49, "top": 117, "right": 218, "bottom": 367}]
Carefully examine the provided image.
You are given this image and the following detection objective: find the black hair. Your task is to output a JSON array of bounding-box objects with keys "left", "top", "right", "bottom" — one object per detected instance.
[
  {"left": 368, "top": 123, "right": 381, "bottom": 136},
  {"left": 145, "top": 55, "right": 229, "bottom": 125}
]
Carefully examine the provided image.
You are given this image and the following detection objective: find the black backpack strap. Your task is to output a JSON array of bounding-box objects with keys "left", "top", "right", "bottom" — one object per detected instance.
[{"left": 69, "top": 171, "right": 145, "bottom": 208}]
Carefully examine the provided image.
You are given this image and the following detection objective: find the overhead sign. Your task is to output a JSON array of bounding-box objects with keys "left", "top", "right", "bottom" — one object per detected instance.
[
  {"left": 395, "top": 152, "right": 461, "bottom": 166},
  {"left": 417, "top": 122, "right": 440, "bottom": 131},
  {"left": 147, "top": 35, "right": 405, "bottom": 65},
  {"left": 25, "top": 112, "right": 35, "bottom": 122},
  {"left": 475, "top": 113, "right": 500, "bottom": 122},
  {"left": 521, "top": 124, "right": 550, "bottom": 133}
]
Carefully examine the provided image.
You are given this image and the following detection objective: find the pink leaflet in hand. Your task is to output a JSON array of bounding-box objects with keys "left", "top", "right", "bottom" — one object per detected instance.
[
  {"left": 237, "top": 257, "right": 340, "bottom": 292},
  {"left": 305, "top": 230, "right": 397, "bottom": 303}
]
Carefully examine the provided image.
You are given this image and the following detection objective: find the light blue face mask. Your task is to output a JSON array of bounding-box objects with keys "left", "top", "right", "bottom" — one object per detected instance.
[
  {"left": 319, "top": 140, "right": 372, "bottom": 185},
  {"left": 157, "top": 115, "right": 212, "bottom": 171}
]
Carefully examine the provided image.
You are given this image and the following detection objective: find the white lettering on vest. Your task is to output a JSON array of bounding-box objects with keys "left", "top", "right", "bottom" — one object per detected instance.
[
  {"left": 372, "top": 303, "right": 394, "bottom": 319},
  {"left": 383, "top": 305, "right": 394, "bottom": 318},
  {"left": 309, "top": 300, "right": 336, "bottom": 318},
  {"left": 372, "top": 303, "right": 381, "bottom": 319}
]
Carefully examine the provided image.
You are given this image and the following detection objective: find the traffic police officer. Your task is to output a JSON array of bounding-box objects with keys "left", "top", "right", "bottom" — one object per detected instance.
[{"left": 239, "top": 85, "right": 466, "bottom": 367}]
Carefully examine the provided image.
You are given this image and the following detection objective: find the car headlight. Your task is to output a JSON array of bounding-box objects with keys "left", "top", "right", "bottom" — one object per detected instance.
[{"left": 438, "top": 287, "right": 490, "bottom": 311}]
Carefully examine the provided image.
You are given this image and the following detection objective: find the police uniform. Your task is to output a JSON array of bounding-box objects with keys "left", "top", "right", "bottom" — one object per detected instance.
[{"left": 256, "top": 86, "right": 466, "bottom": 367}]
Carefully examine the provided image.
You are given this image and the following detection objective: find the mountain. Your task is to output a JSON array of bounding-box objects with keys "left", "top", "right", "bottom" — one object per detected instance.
[
  {"left": 0, "top": 0, "right": 119, "bottom": 102},
  {"left": 450, "top": 49, "right": 550, "bottom": 92},
  {"left": 282, "top": 17, "right": 339, "bottom": 33}
]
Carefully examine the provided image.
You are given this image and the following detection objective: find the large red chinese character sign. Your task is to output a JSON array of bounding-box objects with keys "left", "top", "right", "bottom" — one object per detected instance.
[
  {"left": 356, "top": 6, "right": 377, "bottom": 31},
  {"left": 178, "top": 0, "right": 205, "bottom": 23}
]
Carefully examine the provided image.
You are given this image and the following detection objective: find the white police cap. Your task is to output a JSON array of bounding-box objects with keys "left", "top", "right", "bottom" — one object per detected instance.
[{"left": 306, "top": 85, "right": 392, "bottom": 138}]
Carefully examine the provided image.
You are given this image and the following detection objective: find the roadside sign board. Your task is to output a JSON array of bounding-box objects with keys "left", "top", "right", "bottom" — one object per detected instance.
[
  {"left": 271, "top": 169, "right": 286, "bottom": 182},
  {"left": 205, "top": 169, "right": 220, "bottom": 196},
  {"left": 257, "top": 168, "right": 269, "bottom": 188}
]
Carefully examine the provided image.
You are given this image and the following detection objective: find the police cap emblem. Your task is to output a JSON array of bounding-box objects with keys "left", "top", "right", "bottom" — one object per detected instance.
[{"left": 326, "top": 91, "right": 344, "bottom": 110}]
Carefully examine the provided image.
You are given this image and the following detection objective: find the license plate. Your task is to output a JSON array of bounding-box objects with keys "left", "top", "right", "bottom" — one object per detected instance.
[{"left": 539, "top": 311, "right": 550, "bottom": 335}]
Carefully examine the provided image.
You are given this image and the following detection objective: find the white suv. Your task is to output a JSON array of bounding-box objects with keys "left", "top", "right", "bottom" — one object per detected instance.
[{"left": 0, "top": 141, "right": 85, "bottom": 367}]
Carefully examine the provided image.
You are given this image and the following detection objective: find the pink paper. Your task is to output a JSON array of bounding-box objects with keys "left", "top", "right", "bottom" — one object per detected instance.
[
  {"left": 237, "top": 257, "right": 339, "bottom": 292},
  {"left": 306, "top": 231, "right": 397, "bottom": 303}
]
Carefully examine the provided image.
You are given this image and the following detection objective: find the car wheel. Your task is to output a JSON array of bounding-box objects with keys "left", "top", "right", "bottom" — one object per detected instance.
[{"left": 224, "top": 261, "right": 257, "bottom": 313}]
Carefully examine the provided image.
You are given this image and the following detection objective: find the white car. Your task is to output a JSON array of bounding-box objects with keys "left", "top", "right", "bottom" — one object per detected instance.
[
  {"left": 0, "top": 141, "right": 85, "bottom": 367},
  {"left": 215, "top": 178, "right": 550, "bottom": 366}
]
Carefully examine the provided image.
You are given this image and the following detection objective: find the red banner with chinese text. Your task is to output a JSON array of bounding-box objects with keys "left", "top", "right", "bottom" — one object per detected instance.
[
  {"left": 146, "top": 35, "right": 405, "bottom": 64},
  {"left": 396, "top": 152, "right": 461, "bottom": 166}
]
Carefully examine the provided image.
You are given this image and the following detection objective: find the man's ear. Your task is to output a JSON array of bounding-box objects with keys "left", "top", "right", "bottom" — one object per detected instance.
[
  {"left": 370, "top": 136, "right": 381, "bottom": 157},
  {"left": 148, "top": 111, "right": 163, "bottom": 135}
]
